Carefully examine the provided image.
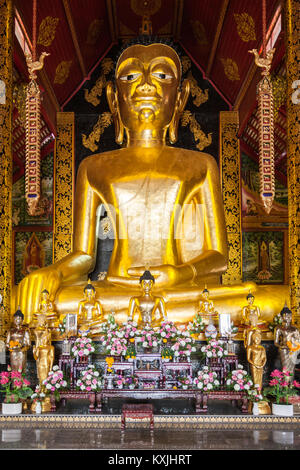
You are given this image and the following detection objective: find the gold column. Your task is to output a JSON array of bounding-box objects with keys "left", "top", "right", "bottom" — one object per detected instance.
[
  {"left": 53, "top": 112, "right": 75, "bottom": 262},
  {"left": 0, "top": 0, "right": 13, "bottom": 336},
  {"left": 219, "top": 111, "right": 243, "bottom": 285},
  {"left": 285, "top": 0, "right": 300, "bottom": 324}
]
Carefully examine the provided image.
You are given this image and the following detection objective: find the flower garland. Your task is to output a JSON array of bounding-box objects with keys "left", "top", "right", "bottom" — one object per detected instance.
[{"left": 193, "top": 366, "right": 220, "bottom": 391}]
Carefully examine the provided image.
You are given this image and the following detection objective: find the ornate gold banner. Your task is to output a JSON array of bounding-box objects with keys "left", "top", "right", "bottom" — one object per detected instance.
[
  {"left": 53, "top": 112, "right": 75, "bottom": 262},
  {"left": 0, "top": 0, "right": 13, "bottom": 336},
  {"left": 285, "top": 0, "right": 300, "bottom": 325},
  {"left": 219, "top": 111, "right": 242, "bottom": 285}
]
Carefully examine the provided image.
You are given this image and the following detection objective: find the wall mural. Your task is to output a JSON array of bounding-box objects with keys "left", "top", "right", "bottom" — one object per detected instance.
[{"left": 242, "top": 230, "right": 285, "bottom": 285}]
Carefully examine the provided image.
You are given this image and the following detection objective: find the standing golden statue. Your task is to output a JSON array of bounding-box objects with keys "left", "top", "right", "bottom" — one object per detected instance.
[
  {"left": 6, "top": 308, "right": 31, "bottom": 372},
  {"left": 128, "top": 270, "right": 167, "bottom": 327},
  {"left": 13, "top": 39, "right": 288, "bottom": 326},
  {"left": 33, "top": 314, "right": 55, "bottom": 412},
  {"left": 77, "top": 280, "right": 104, "bottom": 332},
  {"left": 246, "top": 329, "right": 267, "bottom": 390},
  {"left": 274, "top": 305, "right": 300, "bottom": 381}
]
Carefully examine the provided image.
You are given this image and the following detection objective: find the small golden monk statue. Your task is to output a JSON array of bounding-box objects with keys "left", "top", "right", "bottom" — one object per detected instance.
[
  {"left": 128, "top": 270, "right": 167, "bottom": 328},
  {"left": 274, "top": 305, "right": 300, "bottom": 381},
  {"left": 33, "top": 314, "right": 55, "bottom": 411},
  {"left": 241, "top": 292, "right": 268, "bottom": 331},
  {"left": 6, "top": 308, "right": 31, "bottom": 372},
  {"left": 77, "top": 280, "right": 104, "bottom": 333},
  {"left": 246, "top": 329, "right": 267, "bottom": 390},
  {"left": 32, "top": 289, "right": 58, "bottom": 327},
  {"left": 13, "top": 38, "right": 288, "bottom": 326}
]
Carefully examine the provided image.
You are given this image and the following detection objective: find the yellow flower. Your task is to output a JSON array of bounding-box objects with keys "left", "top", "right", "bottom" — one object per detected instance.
[
  {"left": 163, "top": 338, "right": 167, "bottom": 343},
  {"left": 129, "top": 338, "right": 135, "bottom": 343}
]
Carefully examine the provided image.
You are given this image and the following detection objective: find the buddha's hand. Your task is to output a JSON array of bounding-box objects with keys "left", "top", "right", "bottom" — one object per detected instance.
[
  {"left": 14, "top": 266, "right": 62, "bottom": 321},
  {"left": 127, "top": 264, "right": 185, "bottom": 288}
]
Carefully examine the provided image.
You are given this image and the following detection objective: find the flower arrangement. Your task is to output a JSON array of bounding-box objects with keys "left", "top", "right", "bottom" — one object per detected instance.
[
  {"left": 120, "top": 320, "right": 139, "bottom": 342},
  {"left": 115, "top": 375, "right": 126, "bottom": 388},
  {"left": 193, "top": 367, "right": 220, "bottom": 391},
  {"left": 137, "top": 326, "right": 159, "bottom": 349},
  {"left": 264, "top": 368, "right": 300, "bottom": 404},
  {"left": 268, "top": 313, "right": 282, "bottom": 332},
  {"left": 101, "top": 331, "right": 128, "bottom": 356},
  {"left": 171, "top": 336, "right": 196, "bottom": 360},
  {"left": 105, "top": 356, "right": 115, "bottom": 373},
  {"left": 247, "top": 385, "right": 264, "bottom": 403},
  {"left": 225, "top": 365, "right": 253, "bottom": 392},
  {"left": 31, "top": 385, "right": 46, "bottom": 404},
  {"left": 156, "top": 321, "right": 179, "bottom": 343},
  {"left": 125, "top": 343, "right": 136, "bottom": 360},
  {"left": 161, "top": 346, "right": 173, "bottom": 360},
  {"left": 125, "top": 375, "right": 139, "bottom": 389},
  {"left": 42, "top": 366, "right": 68, "bottom": 400},
  {"left": 96, "top": 313, "right": 119, "bottom": 336},
  {"left": 177, "top": 376, "right": 193, "bottom": 388},
  {"left": 76, "top": 365, "right": 102, "bottom": 392},
  {"left": 188, "top": 314, "right": 205, "bottom": 335},
  {"left": 200, "top": 339, "right": 228, "bottom": 360},
  {"left": 0, "top": 366, "right": 33, "bottom": 403},
  {"left": 71, "top": 336, "right": 95, "bottom": 359}
]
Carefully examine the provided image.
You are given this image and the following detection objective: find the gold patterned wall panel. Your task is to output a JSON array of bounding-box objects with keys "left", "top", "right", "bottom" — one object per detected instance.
[
  {"left": 219, "top": 111, "right": 242, "bottom": 285},
  {"left": 0, "top": 0, "right": 13, "bottom": 336},
  {"left": 53, "top": 112, "right": 75, "bottom": 262},
  {"left": 285, "top": 0, "right": 300, "bottom": 324}
]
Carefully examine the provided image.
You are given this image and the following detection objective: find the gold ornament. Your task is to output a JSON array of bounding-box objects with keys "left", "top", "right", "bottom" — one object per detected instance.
[
  {"left": 221, "top": 58, "right": 240, "bottom": 81},
  {"left": 54, "top": 60, "right": 72, "bottom": 85},
  {"left": 37, "top": 16, "right": 59, "bottom": 47},
  {"left": 181, "top": 110, "right": 212, "bottom": 151},
  {"left": 82, "top": 112, "right": 113, "bottom": 152},
  {"left": 234, "top": 12, "right": 256, "bottom": 42}
]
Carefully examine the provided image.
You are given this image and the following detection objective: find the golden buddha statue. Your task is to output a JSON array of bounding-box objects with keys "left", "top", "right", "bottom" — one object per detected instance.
[
  {"left": 33, "top": 314, "right": 55, "bottom": 412},
  {"left": 198, "top": 287, "right": 218, "bottom": 323},
  {"left": 240, "top": 292, "right": 268, "bottom": 331},
  {"left": 243, "top": 309, "right": 259, "bottom": 349},
  {"left": 274, "top": 305, "right": 300, "bottom": 381},
  {"left": 12, "top": 39, "right": 288, "bottom": 326},
  {"left": 6, "top": 308, "right": 31, "bottom": 372},
  {"left": 246, "top": 329, "right": 267, "bottom": 390},
  {"left": 32, "top": 289, "right": 58, "bottom": 328},
  {"left": 128, "top": 270, "right": 167, "bottom": 328},
  {"left": 77, "top": 280, "right": 104, "bottom": 333}
]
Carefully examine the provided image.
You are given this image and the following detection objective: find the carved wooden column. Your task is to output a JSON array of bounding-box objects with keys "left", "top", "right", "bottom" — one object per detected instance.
[
  {"left": 0, "top": 0, "right": 13, "bottom": 336},
  {"left": 219, "top": 111, "right": 242, "bottom": 285},
  {"left": 285, "top": 0, "right": 300, "bottom": 324},
  {"left": 53, "top": 112, "right": 75, "bottom": 262}
]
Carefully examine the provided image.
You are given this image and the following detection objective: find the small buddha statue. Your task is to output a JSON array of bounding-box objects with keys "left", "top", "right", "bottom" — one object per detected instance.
[
  {"left": 243, "top": 309, "right": 259, "bottom": 349},
  {"left": 33, "top": 314, "right": 55, "bottom": 412},
  {"left": 274, "top": 305, "right": 300, "bottom": 381},
  {"left": 246, "top": 329, "right": 267, "bottom": 390},
  {"left": 128, "top": 270, "right": 167, "bottom": 328},
  {"left": 241, "top": 292, "right": 268, "bottom": 331},
  {"left": 198, "top": 287, "right": 218, "bottom": 323},
  {"left": 32, "top": 289, "right": 58, "bottom": 327},
  {"left": 77, "top": 280, "right": 104, "bottom": 333},
  {"left": 6, "top": 307, "right": 31, "bottom": 372}
]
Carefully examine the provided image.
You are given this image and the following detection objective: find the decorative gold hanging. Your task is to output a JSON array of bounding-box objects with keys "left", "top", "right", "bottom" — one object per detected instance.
[
  {"left": 249, "top": 0, "right": 275, "bottom": 215},
  {"left": 24, "top": 0, "right": 49, "bottom": 216}
]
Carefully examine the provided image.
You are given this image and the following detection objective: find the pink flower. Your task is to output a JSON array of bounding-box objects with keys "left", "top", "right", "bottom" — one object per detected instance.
[
  {"left": 269, "top": 379, "right": 279, "bottom": 386},
  {"left": 271, "top": 369, "right": 283, "bottom": 378},
  {"left": 293, "top": 380, "right": 300, "bottom": 388}
]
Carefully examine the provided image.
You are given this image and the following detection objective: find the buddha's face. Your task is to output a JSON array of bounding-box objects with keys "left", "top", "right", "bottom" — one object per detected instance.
[
  {"left": 282, "top": 313, "right": 292, "bottom": 326},
  {"left": 84, "top": 288, "right": 95, "bottom": 301},
  {"left": 115, "top": 43, "right": 181, "bottom": 134},
  {"left": 141, "top": 279, "right": 153, "bottom": 293},
  {"left": 247, "top": 295, "right": 254, "bottom": 305},
  {"left": 13, "top": 315, "right": 23, "bottom": 328}
]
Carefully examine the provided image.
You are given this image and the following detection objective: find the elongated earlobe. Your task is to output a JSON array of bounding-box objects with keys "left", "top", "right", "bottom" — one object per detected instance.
[
  {"left": 168, "top": 79, "right": 190, "bottom": 144},
  {"left": 106, "top": 81, "right": 124, "bottom": 145}
]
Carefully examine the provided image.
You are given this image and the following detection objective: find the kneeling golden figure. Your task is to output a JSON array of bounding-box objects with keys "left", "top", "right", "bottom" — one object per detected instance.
[
  {"left": 128, "top": 270, "right": 167, "bottom": 328},
  {"left": 13, "top": 40, "right": 288, "bottom": 326}
]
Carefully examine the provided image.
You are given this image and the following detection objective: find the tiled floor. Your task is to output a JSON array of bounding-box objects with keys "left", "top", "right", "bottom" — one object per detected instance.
[{"left": 0, "top": 400, "right": 299, "bottom": 450}]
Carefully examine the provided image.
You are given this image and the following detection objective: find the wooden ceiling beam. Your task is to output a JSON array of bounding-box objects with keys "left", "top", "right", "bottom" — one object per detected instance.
[
  {"left": 62, "top": 0, "right": 87, "bottom": 78},
  {"left": 206, "top": 0, "right": 229, "bottom": 77}
]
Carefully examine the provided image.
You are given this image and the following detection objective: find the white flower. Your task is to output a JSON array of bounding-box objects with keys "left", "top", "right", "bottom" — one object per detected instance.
[
  {"left": 197, "top": 382, "right": 203, "bottom": 389},
  {"left": 161, "top": 332, "right": 166, "bottom": 337},
  {"left": 214, "top": 380, "right": 219, "bottom": 386},
  {"left": 191, "top": 347, "right": 196, "bottom": 352},
  {"left": 217, "top": 351, "right": 223, "bottom": 357},
  {"left": 207, "top": 383, "right": 213, "bottom": 390},
  {"left": 226, "top": 379, "right": 231, "bottom": 385},
  {"left": 207, "top": 351, "right": 212, "bottom": 358},
  {"left": 46, "top": 383, "right": 52, "bottom": 390},
  {"left": 142, "top": 342, "right": 147, "bottom": 347},
  {"left": 244, "top": 384, "right": 250, "bottom": 390},
  {"left": 234, "top": 384, "right": 240, "bottom": 391},
  {"left": 153, "top": 341, "right": 158, "bottom": 347}
]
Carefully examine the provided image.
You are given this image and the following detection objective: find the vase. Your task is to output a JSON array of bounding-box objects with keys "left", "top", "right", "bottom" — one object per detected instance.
[
  {"left": 272, "top": 403, "right": 294, "bottom": 417},
  {"left": 252, "top": 402, "right": 260, "bottom": 416},
  {"left": 35, "top": 401, "right": 42, "bottom": 414},
  {"left": 2, "top": 402, "right": 22, "bottom": 415}
]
